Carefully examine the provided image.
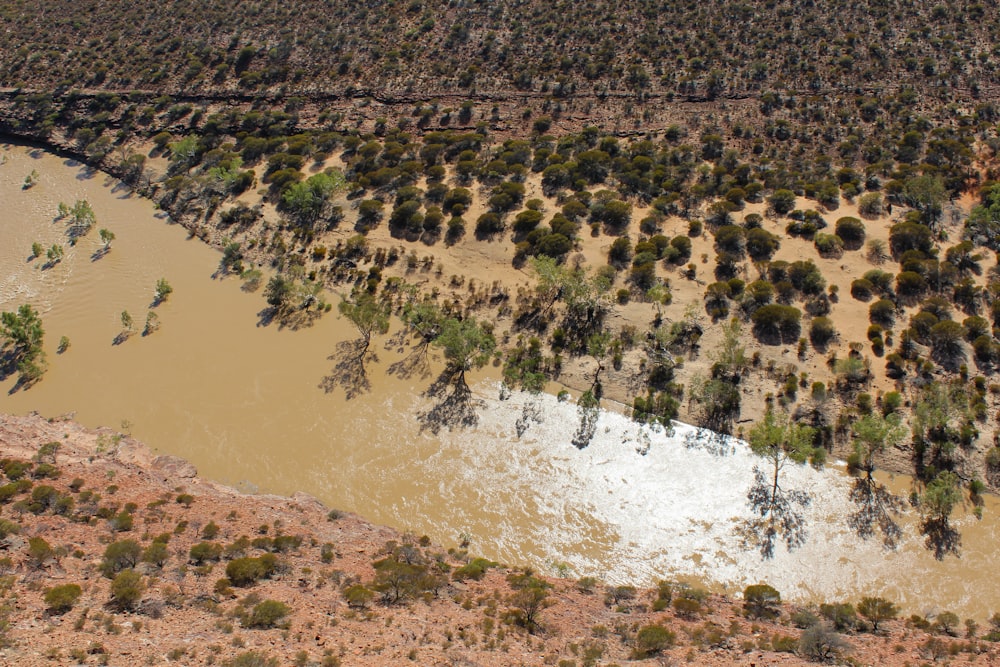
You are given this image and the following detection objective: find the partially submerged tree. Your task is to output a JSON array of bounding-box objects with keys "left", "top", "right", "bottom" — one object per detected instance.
[
  {"left": 742, "top": 409, "right": 821, "bottom": 559},
  {"left": 0, "top": 304, "right": 47, "bottom": 385},
  {"left": 321, "top": 290, "right": 392, "bottom": 399},
  {"left": 338, "top": 290, "right": 391, "bottom": 366},
  {"left": 847, "top": 413, "right": 907, "bottom": 548},
  {"left": 918, "top": 470, "right": 962, "bottom": 560},
  {"left": 418, "top": 315, "right": 496, "bottom": 433},
  {"left": 432, "top": 316, "right": 496, "bottom": 393}
]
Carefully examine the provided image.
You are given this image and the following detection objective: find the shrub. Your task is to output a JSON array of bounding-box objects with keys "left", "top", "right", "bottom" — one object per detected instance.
[
  {"left": 889, "top": 221, "right": 933, "bottom": 256},
  {"left": 810, "top": 317, "right": 837, "bottom": 347},
  {"left": 189, "top": 542, "right": 224, "bottom": 564},
  {"left": 862, "top": 269, "right": 894, "bottom": 295},
  {"left": 668, "top": 235, "right": 692, "bottom": 263},
  {"left": 110, "top": 569, "right": 145, "bottom": 610},
  {"left": 769, "top": 189, "right": 797, "bottom": 215},
  {"left": 857, "top": 596, "right": 898, "bottom": 632},
  {"left": 858, "top": 192, "right": 883, "bottom": 217},
  {"left": 714, "top": 225, "right": 746, "bottom": 257},
  {"left": 745, "top": 227, "right": 779, "bottom": 261},
  {"left": 788, "top": 260, "right": 825, "bottom": 294},
  {"left": 835, "top": 217, "right": 866, "bottom": 249},
  {"left": 850, "top": 278, "right": 874, "bottom": 300},
  {"left": 226, "top": 555, "right": 278, "bottom": 587},
  {"left": 813, "top": 233, "right": 843, "bottom": 257},
  {"left": 608, "top": 236, "right": 632, "bottom": 267},
  {"left": 100, "top": 539, "right": 142, "bottom": 577},
  {"left": 751, "top": 304, "right": 802, "bottom": 342},
  {"left": 820, "top": 602, "right": 858, "bottom": 631},
  {"left": 453, "top": 557, "right": 498, "bottom": 581},
  {"left": 142, "top": 541, "right": 170, "bottom": 567},
  {"left": 963, "top": 316, "right": 990, "bottom": 342},
  {"left": 227, "top": 652, "right": 279, "bottom": 667},
  {"left": 869, "top": 299, "right": 896, "bottom": 327},
  {"left": 743, "top": 584, "right": 781, "bottom": 619},
  {"left": 343, "top": 584, "right": 374, "bottom": 609},
  {"left": 475, "top": 212, "right": 503, "bottom": 236},
  {"left": 512, "top": 209, "right": 543, "bottom": 233},
  {"left": 44, "top": 583, "right": 82, "bottom": 614},
  {"left": 799, "top": 623, "right": 849, "bottom": 662},
  {"left": 633, "top": 624, "right": 676, "bottom": 658},
  {"left": 243, "top": 599, "right": 290, "bottom": 629},
  {"left": 672, "top": 596, "right": 701, "bottom": 619},
  {"left": 0, "top": 519, "right": 20, "bottom": 538}
]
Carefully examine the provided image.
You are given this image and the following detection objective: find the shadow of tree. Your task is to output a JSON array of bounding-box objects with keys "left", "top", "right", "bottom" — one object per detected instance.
[
  {"left": 920, "top": 516, "right": 961, "bottom": 560},
  {"left": 848, "top": 476, "right": 903, "bottom": 549},
  {"left": 683, "top": 427, "right": 736, "bottom": 457},
  {"left": 416, "top": 370, "right": 481, "bottom": 435},
  {"left": 385, "top": 344, "right": 432, "bottom": 382},
  {"left": 571, "top": 402, "right": 599, "bottom": 449},
  {"left": 739, "top": 466, "right": 811, "bottom": 559},
  {"left": 256, "top": 306, "right": 323, "bottom": 331},
  {"left": 0, "top": 351, "right": 18, "bottom": 386},
  {"left": 318, "top": 340, "right": 373, "bottom": 400},
  {"left": 91, "top": 247, "right": 110, "bottom": 262},
  {"left": 514, "top": 397, "right": 544, "bottom": 439}
]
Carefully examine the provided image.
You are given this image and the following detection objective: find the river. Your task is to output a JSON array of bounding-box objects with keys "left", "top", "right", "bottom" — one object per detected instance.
[{"left": 0, "top": 142, "right": 997, "bottom": 619}]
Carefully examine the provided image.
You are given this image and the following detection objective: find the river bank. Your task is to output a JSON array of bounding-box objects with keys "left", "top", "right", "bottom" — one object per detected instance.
[{"left": 0, "top": 141, "right": 998, "bottom": 620}]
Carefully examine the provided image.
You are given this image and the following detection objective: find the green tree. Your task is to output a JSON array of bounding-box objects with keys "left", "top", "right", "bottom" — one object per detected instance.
[
  {"left": 168, "top": 135, "right": 199, "bottom": 168},
  {"left": 0, "top": 304, "right": 46, "bottom": 384},
  {"left": 848, "top": 413, "right": 906, "bottom": 548},
  {"left": 100, "top": 539, "right": 142, "bottom": 577},
  {"left": 688, "top": 319, "right": 745, "bottom": 435},
  {"left": 45, "top": 244, "right": 63, "bottom": 265},
  {"left": 343, "top": 584, "right": 374, "bottom": 609},
  {"left": 264, "top": 275, "right": 293, "bottom": 311},
  {"left": 857, "top": 596, "right": 898, "bottom": 632},
  {"left": 338, "top": 291, "right": 390, "bottom": 364},
  {"left": 432, "top": 316, "right": 495, "bottom": 391},
  {"left": 153, "top": 278, "right": 173, "bottom": 305},
  {"left": 63, "top": 200, "right": 96, "bottom": 239},
  {"left": 904, "top": 174, "right": 946, "bottom": 227},
  {"left": 966, "top": 183, "right": 1000, "bottom": 250},
  {"left": 919, "top": 470, "right": 962, "bottom": 559},
  {"left": 798, "top": 623, "right": 849, "bottom": 662},
  {"left": 504, "top": 577, "right": 552, "bottom": 634},
  {"left": 768, "top": 189, "right": 797, "bottom": 215},
  {"left": 743, "top": 410, "right": 819, "bottom": 558},
  {"left": 143, "top": 311, "right": 160, "bottom": 336},
  {"left": 98, "top": 228, "right": 115, "bottom": 249},
  {"left": 280, "top": 171, "right": 344, "bottom": 229},
  {"left": 141, "top": 541, "right": 170, "bottom": 567}
]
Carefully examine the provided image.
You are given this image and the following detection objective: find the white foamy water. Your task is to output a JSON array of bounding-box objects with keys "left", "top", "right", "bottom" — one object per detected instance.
[{"left": 407, "top": 382, "right": 945, "bottom": 605}]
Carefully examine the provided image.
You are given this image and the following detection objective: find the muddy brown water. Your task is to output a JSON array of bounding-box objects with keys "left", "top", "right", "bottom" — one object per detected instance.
[{"left": 1, "top": 143, "right": 999, "bottom": 620}]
